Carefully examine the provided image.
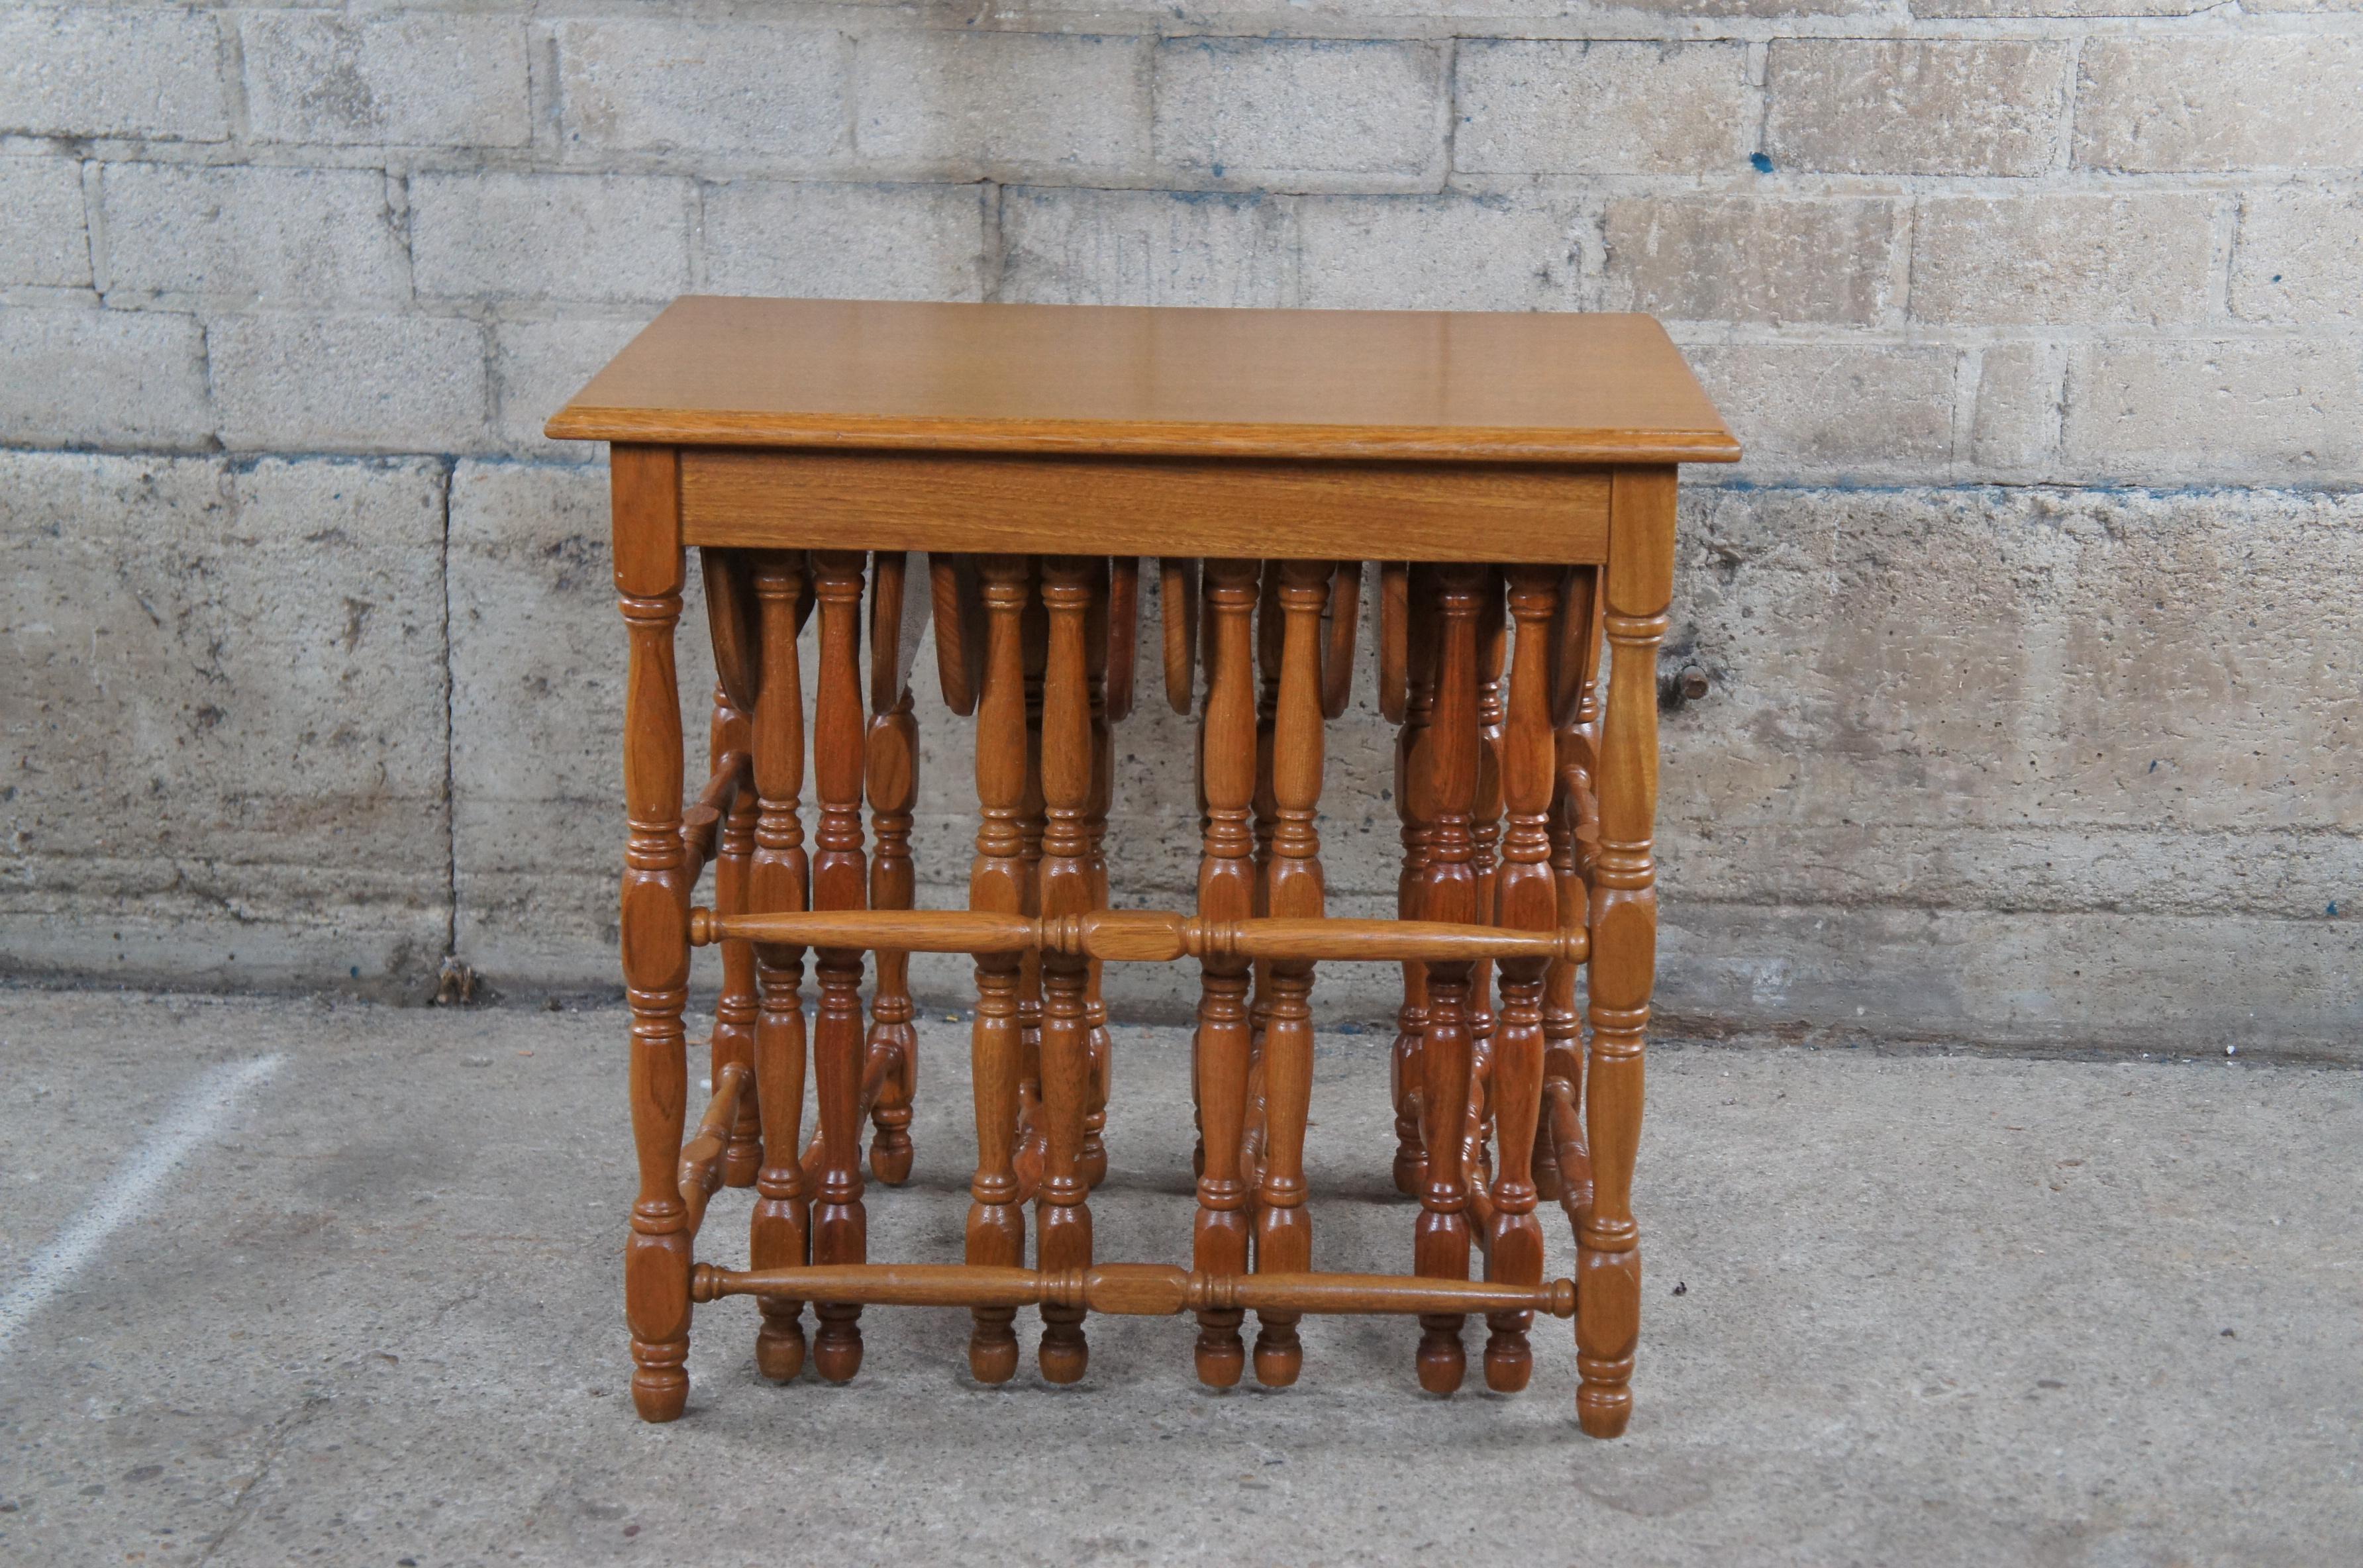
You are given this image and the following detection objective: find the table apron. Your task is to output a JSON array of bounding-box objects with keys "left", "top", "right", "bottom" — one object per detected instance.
[{"left": 677, "top": 448, "right": 1613, "bottom": 563}]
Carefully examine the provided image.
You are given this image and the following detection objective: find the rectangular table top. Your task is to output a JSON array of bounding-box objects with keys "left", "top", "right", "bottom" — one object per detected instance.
[{"left": 547, "top": 297, "right": 1739, "bottom": 466}]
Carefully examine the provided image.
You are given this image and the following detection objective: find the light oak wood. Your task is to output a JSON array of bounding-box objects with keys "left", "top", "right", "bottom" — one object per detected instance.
[
  {"left": 694, "top": 1261, "right": 1577, "bottom": 1320},
  {"left": 550, "top": 297, "right": 1741, "bottom": 464},
  {"left": 1579, "top": 467, "right": 1676, "bottom": 1438},
  {"left": 679, "top": 450, "right": 1612, "bottom": 565},
  {"left": 1251, "top": 559, "right": 1332, "bottom": 1386},
  {"left": 1192, "top": 558, "right": 1259, "bottom": 1389},
  {"left": 964, "top": 556, "right": 1032, "bottom": 1385},
  {"left": 1160, "top": 558, "right": 1199, "bottom": 714},
  {"left": 566, "top": 299, "right": 1724, "bottom": 1431},
  {"left": 693, "top": 907, "right": 1589, "bottom": 965},
  {"left": 927, "top": 552, "right": 986, "bottom": 716},
  {"left": 614, "top": 445, "right": 693, "bottom": 1424},
  {"left": 1034, "top": 556, "right": 1099, "bottom": 1383},
  {"left": 703, "top": 710, "right": 761, "bottom": 1191},
  {"left": 1412, "top": 563, "right": 1486, "bottom": 1395},
  {"left": 1485, "top": 565, "right": 1562, "bottom": 1393},
  {"left": 677, "top": 1063, "right": 752, "bottom": 1238},
  {"left": 807, "top": 550, "right": 870, "bottom": 1383},
  {"left": 747, "top": 551, "right": 812, "bottom": 1383}
]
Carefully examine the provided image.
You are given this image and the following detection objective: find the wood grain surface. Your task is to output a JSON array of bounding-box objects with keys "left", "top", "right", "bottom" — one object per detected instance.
[
  {"left": 548, "top": 297, "right": 1740, "bottom": 465},
  {"left": 678, "top": 450, "right": 1612, "bottom": 563}
]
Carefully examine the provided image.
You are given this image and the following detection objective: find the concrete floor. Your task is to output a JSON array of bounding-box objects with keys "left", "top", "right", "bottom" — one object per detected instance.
[{"left": 0, "top": 991, "right": 2356, "bottom": 1567}]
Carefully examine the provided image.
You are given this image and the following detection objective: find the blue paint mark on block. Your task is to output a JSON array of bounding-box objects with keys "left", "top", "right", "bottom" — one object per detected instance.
[{"left": 1750, "top": 152, "right": 1774, "bottom": 173}]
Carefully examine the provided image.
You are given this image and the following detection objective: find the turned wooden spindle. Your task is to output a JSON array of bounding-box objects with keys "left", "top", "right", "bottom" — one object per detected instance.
[
  {"left": 1251, "top": 559, "right": 1334, "bottom": 1387},
  {"left": 1580, "top": 471, "right": 1675, "bottom": 1438},
  {"left": 1248, "top": 562, "right": 1285, "bottom": 1067},
  {"left": 615, "top": 448, "right": 694, "bottom": 1423},
  {"left": 708, "top": 683, "right": 764, "bottom": 1188},
  {"left": 964, "top": 556, "right": 1033, "bottom": 1384},
  {"left": 1534, "top": 566, "right": 1601, "bottom": 1205},
  {"left": 697, "top": 1261, "right": 1578, "bottom": 1321},
  {"left": 1191, "top": 558, "right": 1261, "bottom": 1388},
  {"left": 807, "top": 551, "right": 872, "bottom": 1383},
  {"left": 1080, "top": 558, "right": 1115, "bottom": 1191},
  {"left": 1390, "top": 565, "right": 1438, "bottom": 1199},
  {"left": 1034, "top": 557, "right": 1100, "bottom": 1383},
  {"left": 864, "top": 550, "right": 929, "bottom": 1186},
  {"left": 864, "top": 686, "right": 919, "bottom": 1187},
  {"left": 1483, "top": 565, "right": 1562, "bottom": 1393},
  {"left": 1466, "top": 577, "right": 1508, "bottom": 1181},
  {"left": 697, "top": 907, "right": 1586, "bottom": 967},
  {"left": 746, "top": 551, "right": 813, "bottom": 1383},
  {"left": 1012, "top": 588, "right": 1050, "bottom": 1201},
  {"left": 1411, "top": 562, "right": 1486, "bottom": 1395}
]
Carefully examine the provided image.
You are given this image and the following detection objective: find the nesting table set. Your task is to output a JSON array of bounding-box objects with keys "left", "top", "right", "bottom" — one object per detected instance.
[{"left": 548, "top": 297, "right": 1738, "bottom": 1436}]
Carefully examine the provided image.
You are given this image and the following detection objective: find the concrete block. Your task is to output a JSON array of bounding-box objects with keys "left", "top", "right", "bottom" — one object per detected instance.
[
  {"left": 411, "top": 172, "right": 689, "bottom": 305},
  {"left": 1909, "top": 193, "right": 2217, "bottom": 326},
  {"left": 1913, "top": 0, "right": 2211, "bottom": 13},
  {"left": 0, "top": 158, "right": 89, "bottom": 287},
  {"left": 1683, "top": 343, "right": 1960, "bottom": 479},
  {"left": 242, "top": 12, "right": 528, "bottom": 148},
  {"left": 211, "top": 313, "right": 489, "bottom": 455},
  {"left": 0, "top": 306, "right": 209, "bottom": 449},
  {"left": 1661, "top": 904, "right": 2362, "bottom": 1054},
  {"left": 493, "top": 317, "right": 655, "bottom": 460},
  {"left": 0, "top": 7, "right": 228, "bottom": 141},
  {"left": 1970, "top": 342, "right": 2065, "bottom": 473},
  {"left": 2077, "top": 40, "right": 2363, "bottom": 172},
  {"left": 702, "top": 180, "right": 992, "bottom": 301},
  {"left": 1601, "top": 197, "right": 1898, "bottom": 325},
  {"left": 999, "top": 186, "right": 1299, "bottom": 307},
  {"left": 97, "top": 163, "right": 402, "bottom": 305},
  {"left": 0, "top": 450, "right": 450, "bottom": 992},
  {"left": 1152, "top": 38, "right": 1444, "bottom": 189},
  {"left": 554, "top": 20, "right": 848, "bottom": 161},
  {"left": 447, "top": 460, "right": 716, "bottom": 986},
  {"left": 1297, "top": 193, "right": 1582, "bottom": 311},
  {"left": 2064, "top": 341, "right": 2363, "bottom": 482},
  {"left": 1666, "top": 483, "right": 2363, "bottom": 856},
  {"left": 1455, "top": 41, "right": 1753, "bottom": 175},
  {"left": 2231, "top": 187, "right": 2363, "bottom": 323},
  {"left": 1766, "top": 40, "right": 2070, "bottom": 175},
  {"left": 855, "top": 30, "right": 1148, "bottom": 179}
]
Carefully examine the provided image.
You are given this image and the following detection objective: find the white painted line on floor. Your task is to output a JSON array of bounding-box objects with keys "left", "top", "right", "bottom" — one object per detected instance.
[{"left": 0, "top": 1054, "right": 282, "bottom": 1361}]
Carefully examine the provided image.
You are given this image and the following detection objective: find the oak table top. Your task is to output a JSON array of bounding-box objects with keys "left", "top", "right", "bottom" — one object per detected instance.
[{"left": 545, "top": 295, "right": 1741, "bottom": 467}]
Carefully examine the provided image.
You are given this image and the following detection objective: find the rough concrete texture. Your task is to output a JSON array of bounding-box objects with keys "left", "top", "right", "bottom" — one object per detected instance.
[
  {"left": 1, "top": 990, "right": 2357, "bottom": 1563},
  {"left": 1, "top": 5, "right": 2358, "bottom": 1055}
]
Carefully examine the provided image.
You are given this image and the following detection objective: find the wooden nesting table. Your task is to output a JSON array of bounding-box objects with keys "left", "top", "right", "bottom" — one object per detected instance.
[{"left": 548, "top": 296, "right": 1738, "bottom": 1436}]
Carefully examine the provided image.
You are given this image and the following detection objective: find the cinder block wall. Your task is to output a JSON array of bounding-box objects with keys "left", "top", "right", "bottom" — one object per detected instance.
[{"left": 3, "top": 5, "right": 2357, "bottom": 1057}]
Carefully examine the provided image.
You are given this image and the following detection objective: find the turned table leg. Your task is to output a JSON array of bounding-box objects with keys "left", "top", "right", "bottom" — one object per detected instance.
[
  {"left": 1081, "top": 559, "right": 1115, "bottom": 1191},
  {"left": 808, "top": 551, "right": 871, "bottom": 1383},
  {"left": 707, "top": 680, "right": 764, "bottom": 1189},
  {"left": 614, "top": 448, "right": 693, "bottom": 1423},
  {"left": 1391, "top": 567, "right": 1436, "bottom": 1199},
  {"left": 865, "top": 685, "right": 919, "bottom": 1186},
  {"left": 1035, "top": 557, "right": 1099, "bottom": 1383},
  {"left": 1485, "top": 565, "right": 1562, "bottom": 1393},
  {"left": 1412, "top": 563, "right": 1485, "bottom": 1395},
  {"left": 748, "top": 552, "right": 811, "bottom": 1381},
  {"left": 1465, "top": 581, "right": 1507, "bottom": 1207},
  {"left": 1191, "top": 558, "right": 1260, "bottom": 1387},
  {"left": 965, "top": 557, "right": 1032, "bottom": 1383},
  {"left": 1580, "top": 470, "right": 1675, "bottom": 1438},
  {"left": 1535, "top": 566, "right": 1601, "bottom": 1205},
  {"left": 1251, "top": 559, "right": 1333, "bottom": 1387}
]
